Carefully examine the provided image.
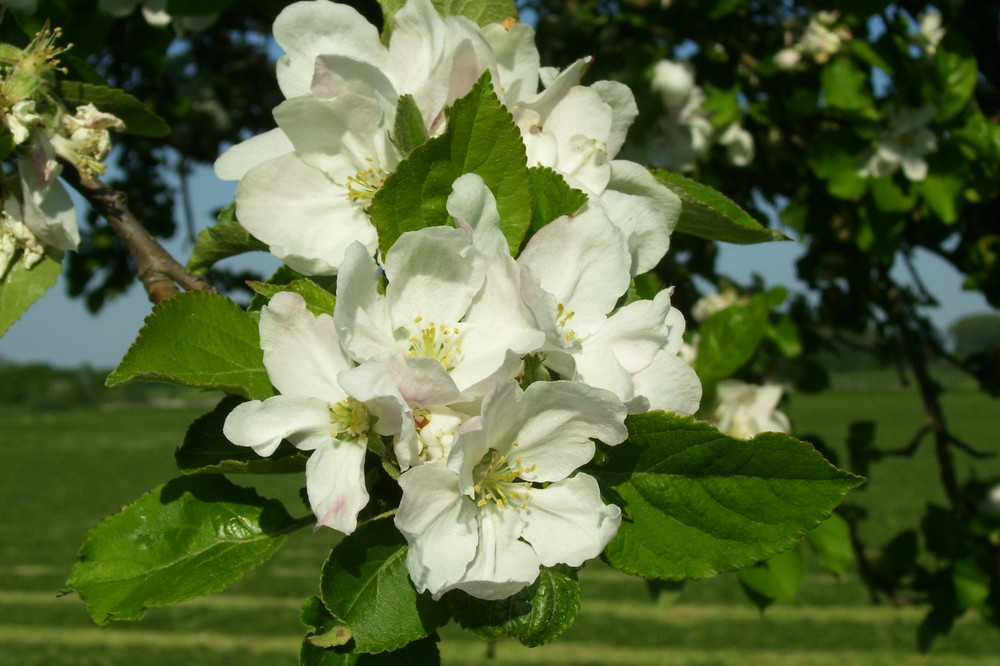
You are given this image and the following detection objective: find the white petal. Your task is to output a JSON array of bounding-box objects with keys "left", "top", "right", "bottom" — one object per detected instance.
[
  {"left": 480, "top": 22, "right": 540, "bottom": 103},
  {"left": 518, "top": 208, "right": 631, "bottom": 319},
  {"left": 522, "top": 474, "right": 621, "bottom": 567},
  {"left": 396, "top": 465, "right": 479, "bottom": 597},
  {"left": 631, "top": 350, "right": 702, "bottom": 415},
  {"left": 236, "top": 153, "right": 377, "bottom": 275},
  {"left": 482, "top": 380, "right": 628, "bottom": 481},
  {"left": 590, "top": 80, "right": 638, "bottom": 158},
  {"left": 223, "top": 395, "right": 332, "bottom": 457},
  {"left": 602, "top": 160, "right": 681, "bottom": 275},
  {"left": 259, "top": 291, "right": 351, "bottom": 400},
  {"left": 214, "top": 129, "right": 293, "bottom": 181},
  {"left": 336, "top": 361, "right": 408, "bottom": 437},
  {"left": 18, "top": 159, "right": 78, "bottom": 251},
  {"left": 586, "top": 289, "right": 674, "bottom": 374},
  {"left": 306, "top": 439, "right": 370, "bottom": 534},
  {"left": 273, "top": 0, "right": 386, "bottom": 99},
  {"left": 446, "top": 173, "right": 504, "bottom": 253},
  {"left": 384, "top": 226, "right": 485, "bottom": 326},
  {"left": 334, "top": 242, "right": 396, "bottom": 361},
  {"left": 311, "top": 54, "right": 397, "bottom": 104}
]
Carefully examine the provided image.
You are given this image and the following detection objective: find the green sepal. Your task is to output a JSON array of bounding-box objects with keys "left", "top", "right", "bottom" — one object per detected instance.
[
  {"left": 392, "top": 93, "right": 429, "bottom": 156},
  {"left": 67, "top": 475, "right": 297, "bottom": 625},
  {"left": 654, "top": 170, "right": 789, "bottom": 244}
]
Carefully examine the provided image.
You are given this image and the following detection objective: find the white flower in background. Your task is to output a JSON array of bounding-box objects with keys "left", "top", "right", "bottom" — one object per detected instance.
[
  {"left": 98, "top": 0, "right": 218, "bottom": 31},
  {"left": 691, "top": 288, "right": 740, "bottom": 323},
  {"left": 51, "top": 104, "right": 125, "bottom": 179},
  {"left": 914, "top": 10, "right": 945, "bottom": 56},
  {"left": 859, "top": 104, "right": 937, "bottom": 182},
  {"left": 395, "top": 380, "right": 627, "bottom": 600},
  {"left": 712, "top": 380, "right": 791, "bottom": 439},
  {"left": 223, "top": 291, "right": 410, "bottom": 534},
  {"left": 642, "top": 59, "right": 753, "bottom": 173},
  {"left": 0, "top": 197, "right": 45, "bottom": 279},
  {"left": 518, "top": 207, "right": 701, "bottom": 415},
  {"left": 776, "top": 11, "right": 850, "bottom": 68}
]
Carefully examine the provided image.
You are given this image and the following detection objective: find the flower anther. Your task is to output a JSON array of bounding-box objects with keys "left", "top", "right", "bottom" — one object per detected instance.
[
  {"left": 472, "top": 447, "right": 537, "bottom": 510},
  {"left": 406, "top": 317, "right": 464, "bottom": 371},
  {"left": 345, "top": 157, "right": 388, "bottom": 209},
  {"left": 328, "top": 397, "right": 371, "bottom": 445}
]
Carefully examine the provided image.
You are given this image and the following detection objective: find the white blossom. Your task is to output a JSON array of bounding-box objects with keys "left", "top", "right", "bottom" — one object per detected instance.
[
  {"left": 713, "top": 380, "right": 791, "bottom": 439},
  {"left": 859, "top": 104, "right": 937, "bottom": 182},
  {"left": 395, "top": 380, "right": 627, "bottom": 600}
]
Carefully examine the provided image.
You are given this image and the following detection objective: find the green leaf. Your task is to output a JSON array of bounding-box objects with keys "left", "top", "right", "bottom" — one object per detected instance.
[
  {"left": 653, "top": 170, "right": 789, "bottom": 244},
  {"left": 695, "top": 293, "right": 770, "bottom": 381},
  {"left": 301, "top": 595, "right": 353, "bottom": 649},
  {"left": 378, "top": 0, "right": 516, "bottom": 39},
  {"left": 247, "top": 278, "right": 337, "bottom": 318},
  {"left": 820, "top": 57, "right": 875, "bottom": 116},
  {"left": 301, "top": 634, "right": 441, "bottom": 666},
  {"left": 106, "top": 291, "right": 275, "bottom": 400},
  {"left": 701, "top": 85, "right": 740, "bottom": 129},
  {"left": 175, "top": 395, "right": 307, "bottom": 475},
  {"left": 738, "top": 544, "right": 807, "bottom": 605},
  {"left": 446, "top": 568, "right": 580, "bottom": 647},
  {"left": 847, "top": 40, "right": 893, "bottom": 74},
  {"left": 869, "top": 176, "right": 916, "bottom": 213},
  {"left": 0, "top": 251, "right": 60, "bottom": 337},
  {"left": 920, "top": 170, "right": 964, "bottom": 224},
  {"left": 369, "top": 72, "right": 532, "bottom": 256},
  {"left": 186, "top": 203, "right": 268, "bottom": 275},
  {"left": 925, "top": 34, "right": 977, "bottom": 121},
  {"left": 528, "top": 166, "right": 588, "bottom": 235},
  {"left": 591, "top": 412, "right": 863, "bottom": 580},
  {"left": 806, "top": 513, "right": 854, "bottom": 576},
  {"left": 67, "top": 475, "right": 296, "bottom": 625},
  {"left": 392, "top": 94, "right": 429, "bottom": 156},
  {"left": 57, "top": 81, "right": 170, "bottom": 138},
  {"left": 320, "top": 515, "right": 448, "bottom": 654}
]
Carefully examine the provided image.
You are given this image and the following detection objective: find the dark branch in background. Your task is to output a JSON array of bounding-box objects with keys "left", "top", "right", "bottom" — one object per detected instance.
[{"left": 62, "top": 168, "right": 215, "bottom": 304}]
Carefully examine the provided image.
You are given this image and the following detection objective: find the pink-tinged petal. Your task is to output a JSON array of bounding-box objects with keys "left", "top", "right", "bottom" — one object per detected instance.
[
  {"left": 384, "top": 226, "right": 485, "bottom": 326},
  {"left": 311, "top": 54, "right": 396, "bottom": 103},
  {"left": 522, "top": 474, "right": 621, "bottom": 567},
  {"left": 236, "top": 153, "right": 377, "bottom": 275},
  {"left": 223, "top": 395, "right": 332, "bottom": 457},
  {"left": 439, "top": 504, "right": 539, "bottom": 600},
  {"left": 307, "top": 439, "right": 369, "bottom": 534},
  {"left": 631, "top": 350, "right": 702, "bottom": 416},
  {"left": 259, "top": 292, "right": 350, "bottom": 401},
  {"left": 214, "top": 129, "right": 293, "bottom": 181},
  {"left": 334, "top": 242, "right": 396, "bottom": 361},
  {"left": 383, "top": 355, "right": 462, "bottom": 406},
  {"left": 518, "top": 208, "right": 631, "bottom": 319},
  {"left": 482, "top": 381, "right": 628, "bottom": 482},
  {"left": 273, "top": 0, "right": 386, "bottom": 99},
  {"left": 603, "top": 160, "right": 681, "bottom": 275},
  {"left": 396, "top": 465, "right": 479, "bottom": 597}
]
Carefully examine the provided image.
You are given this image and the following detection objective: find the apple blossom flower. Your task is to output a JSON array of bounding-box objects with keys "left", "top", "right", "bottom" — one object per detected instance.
[
  {"left": 859, "top": 104, "right": 937, "bottom": 182},
  {"left": 712, "top": 380, "right": 791, "bottom": 439},
  {"left": 223, "top": 291, "right": 410, "bottom": 534},
  {"left": 518, "top": 207, "right": 701, "bottom": 415},
  {"left": 395, "top": 379, "right": 627, "bottom": 600},
  {"left": 915, "top": 10, "right": 945, "bottom": 56},
  {"left": 0, "top": 196, "right": 45, "bottom": 279}
]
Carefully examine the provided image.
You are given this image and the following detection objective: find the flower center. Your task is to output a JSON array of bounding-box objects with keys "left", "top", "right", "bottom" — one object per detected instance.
[
  {"left": 556, "top": 302, "right": 583, "bottom": 344},
  {"left": 345, "top": 157, "right": 387, "bottom": 210},
  {"left": 473, "top": 447, "right": 537, "bottom": 510},
  {"left": 328, "top": 397, "right": 370, "bottom": 445},
  {"left": 406, "top": 317, "right": 463, "bottom": 371},
  {"left": 412, "top": 405, "right": 465, "bottom": 464}
]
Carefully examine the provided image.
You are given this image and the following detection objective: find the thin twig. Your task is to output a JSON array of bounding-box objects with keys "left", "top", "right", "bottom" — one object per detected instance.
[{"left": 63, "top": 168, "right": 215, "bottom": 304}]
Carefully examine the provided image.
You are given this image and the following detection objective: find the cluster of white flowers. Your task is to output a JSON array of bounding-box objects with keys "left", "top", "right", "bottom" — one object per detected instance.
[
  {"left": 0, "top": 27, "right": 123, "bottom": 276},
  {"left": 859, "top": 104, "right": 937, "bottom": 182},
  {"left": 220, "top": 0, "right": 702, "bottom": 601},
  {"left": 640, "top": 59, "right": 754, "bottom": 173},
  {"left": 913, "top": 10, "right": 946, "bottom": 57},
  {"left": 775, "top": 11, "right": 851, "bottom": 70},
  {"left": 98, "top": 0, "right": 218, "bottom": 32}
]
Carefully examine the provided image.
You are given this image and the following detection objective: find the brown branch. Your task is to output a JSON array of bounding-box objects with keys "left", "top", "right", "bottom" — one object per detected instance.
[{"left": 62, "top": 169, "right": 215, "bottom": 304}]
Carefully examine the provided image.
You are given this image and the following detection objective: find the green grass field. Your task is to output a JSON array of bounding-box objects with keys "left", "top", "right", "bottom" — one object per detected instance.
[{"left": 2, "top": 379, "right": 999, "bottom": 665}]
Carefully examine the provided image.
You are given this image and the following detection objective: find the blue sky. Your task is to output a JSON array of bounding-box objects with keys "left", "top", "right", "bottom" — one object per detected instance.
[{"left": 0, "top": 161, "right": 992, "bottom": 369}]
